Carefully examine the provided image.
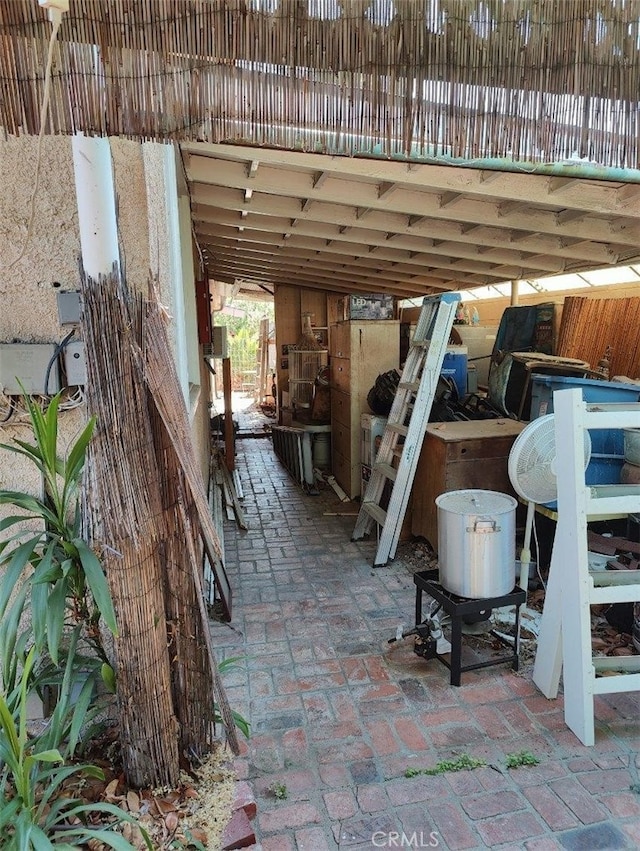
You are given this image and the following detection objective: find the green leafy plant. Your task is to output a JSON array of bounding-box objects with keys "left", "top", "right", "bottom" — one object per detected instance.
[
  {"left": 0, "top": 648, "right": 149, "bottom": 850},
  {"left": 505, "top": 751, "right": 541, "bottom": 769},
  {"left": 404, "top": 753, "right": 486, "bottom": 777},
  {"left": 169, "top": 828, "right": 208, "bottom": 851},
  {"left": 0, "top": 392, "right": 142, "bottom": 846},
  {"left": 0, "top": 390, "right": 117, "bottom": 671},
  {"left": 269, "top": 782, "right": 288, "bottom": 800},
  {"left": 216, "top": 657, "right": 251, "bottom": 739},
  {"left": 404, "top": 767, "right": 422, "bottom": 778}
]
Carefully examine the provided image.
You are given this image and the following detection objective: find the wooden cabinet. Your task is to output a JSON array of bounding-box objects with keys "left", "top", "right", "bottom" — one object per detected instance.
[
  {"left": 411, "top": 419, "right": 525, "bottom": 552},
  {"left": 329, "top": 320, "right": 399, "bottom": 499}
]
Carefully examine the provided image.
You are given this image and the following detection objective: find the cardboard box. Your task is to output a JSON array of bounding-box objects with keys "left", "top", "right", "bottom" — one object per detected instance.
[{"left": 348, "top": 294, "right": 395, "bottom": 320}]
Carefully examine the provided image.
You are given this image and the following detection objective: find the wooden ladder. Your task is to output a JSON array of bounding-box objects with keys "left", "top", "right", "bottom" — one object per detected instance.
[
  {"left": 533, "top": 388, "right": 640, "bottom": 745},
  {"left": 352, "top": 292, "right": 460, "bottom": 566}
]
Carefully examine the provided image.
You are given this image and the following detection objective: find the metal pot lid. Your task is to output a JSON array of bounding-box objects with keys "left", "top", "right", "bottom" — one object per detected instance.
[{"left": 435, "top": 489, "right": 517, "bottom": 515}]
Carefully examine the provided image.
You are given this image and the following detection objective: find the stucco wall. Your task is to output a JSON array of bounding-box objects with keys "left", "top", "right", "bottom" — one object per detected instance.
[{"left": 0, "top": 135, "right": 207, "bottom": 518}]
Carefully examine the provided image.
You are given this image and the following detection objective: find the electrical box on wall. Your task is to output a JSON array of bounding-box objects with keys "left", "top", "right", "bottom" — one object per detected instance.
[
  {"left": 57, "top": 291, "right": 81, "bottom": 325},
  {"left": 205, "top": 326, "right": 228, "bottom": 359},
  {"left": 0, "top": 344, "right": 60, "bottom": 395},
  {"left": 63, "top": 341, "right": 87, "bottom": 386}
]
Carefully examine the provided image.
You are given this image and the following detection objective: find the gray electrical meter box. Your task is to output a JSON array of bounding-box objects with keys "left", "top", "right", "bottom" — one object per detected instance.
[
  {"left": 0, "top": 344, "right": 60, "bottom": 394},
  {"left": 57, "top": 291, "right": 81, "bottom": 326}
]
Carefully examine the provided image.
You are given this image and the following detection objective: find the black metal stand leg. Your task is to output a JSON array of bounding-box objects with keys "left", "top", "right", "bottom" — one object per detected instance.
[
  {"left": 449, "top": 616, "right": 463, "bottom": 687},
  {"left": 513, "top": 603, "right": 521, "bottom": 672},
  {"left": 412, "top": 571, "right": 527, "bottom": 686}
]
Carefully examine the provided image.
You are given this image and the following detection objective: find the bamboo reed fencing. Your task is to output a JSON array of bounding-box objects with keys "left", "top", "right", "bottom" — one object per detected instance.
[
  {"left": 1, "top": 0, "right": 639, "bottom": 168},
  {"left": 557, "top": 296, "right": 640, "bottom": 380},
  {"left": 81, "top": 267, "right": 238, "bottom": 787}
]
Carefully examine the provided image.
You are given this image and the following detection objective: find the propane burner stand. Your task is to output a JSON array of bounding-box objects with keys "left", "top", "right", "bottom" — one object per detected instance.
[{"left": 414, "top": 569, "right": 526, "bottom": 686}]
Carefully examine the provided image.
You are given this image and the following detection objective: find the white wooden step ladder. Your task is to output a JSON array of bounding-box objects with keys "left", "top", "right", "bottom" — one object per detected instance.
[
  {"left": 533, "top": 388, "right": 640, "bottom": 746},
  {"left": 352, "top": 292, "right": 460, "bottom": 566}
]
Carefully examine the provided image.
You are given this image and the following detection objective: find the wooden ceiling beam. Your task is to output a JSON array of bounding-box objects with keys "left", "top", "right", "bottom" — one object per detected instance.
[
  {"left": 190, "top": 177, "right": 639, "bottom": 246},
  {"left": 202, "top": 241, "right": 464, "bottom": 287},
  {"left": 193, "top": 200, "right": 617, "bottom": 268},
  {"left": 184, "top": 146, "right": 639, "bottom": 220},
  {"left": 193, "top": 189, "right": 624, "bottom": 268},
  {"left": 205, "top": 257, "right": 449, "bottom": 295},
  {"left": 194, "top": 216, "right": 572, "bottom": 274},
  {"left": 199, "top": 230, "right": 547, "bottom": 281}
]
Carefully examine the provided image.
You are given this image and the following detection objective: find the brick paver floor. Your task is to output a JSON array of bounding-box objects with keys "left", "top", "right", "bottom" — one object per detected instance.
[{"left": 211, "top": 435, "right": 640, "bottom": 850}]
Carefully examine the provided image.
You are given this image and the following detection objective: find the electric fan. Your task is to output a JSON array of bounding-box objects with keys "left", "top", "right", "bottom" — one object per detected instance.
[{"left": 508, "top": 415, "right": 591, "bottom": 590}]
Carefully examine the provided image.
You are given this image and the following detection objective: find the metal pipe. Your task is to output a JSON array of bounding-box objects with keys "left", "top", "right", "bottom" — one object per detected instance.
[
  {"left": 511, "top": 280, "right": 520, "bottom": 306},
  {"left": 71, "top": 133, "right": 120, "bottom": 279}
]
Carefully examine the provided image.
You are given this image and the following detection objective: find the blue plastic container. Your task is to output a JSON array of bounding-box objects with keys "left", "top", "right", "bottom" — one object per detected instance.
[
  {"left": 530, "top": 374, "right": 640, "bottom": 487},
  {"left": 441, "top": 346, "right": 468, "bottom": 398}
]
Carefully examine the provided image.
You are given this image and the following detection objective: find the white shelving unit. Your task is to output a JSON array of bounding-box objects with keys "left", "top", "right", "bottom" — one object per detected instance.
[{"left": 533, "top": 389, "right": 640, "bottom": 746}]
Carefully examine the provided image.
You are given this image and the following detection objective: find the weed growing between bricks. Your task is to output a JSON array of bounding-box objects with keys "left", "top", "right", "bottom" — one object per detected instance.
[
  {"left": 505, "top": 750, "right": 542, "bottom": 769},
  {"left": 404, "top": 753, "right": 486, "bottom": 777},
  {"left": 404, "top": 750, "right": 543, "bottom": 777}
]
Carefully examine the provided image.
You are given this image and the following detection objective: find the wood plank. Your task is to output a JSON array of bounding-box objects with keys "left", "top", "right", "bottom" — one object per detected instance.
[{"left": 222, "top": 357, "right": 234, "bottom": 472}]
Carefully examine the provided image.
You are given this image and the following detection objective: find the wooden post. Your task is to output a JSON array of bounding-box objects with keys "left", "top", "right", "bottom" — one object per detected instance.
[
  {"left": 257, "top": 316, "right": 269, "bottom": 403},
  {"left": 223, "top": 357, "right": 235, "bottom": 471}
]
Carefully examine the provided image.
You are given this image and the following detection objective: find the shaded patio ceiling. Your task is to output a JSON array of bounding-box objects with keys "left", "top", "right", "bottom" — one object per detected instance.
[
  {"left": 3, "top": 1, "right": 640, "bottom": 300},
  {"left": 183, "top": 142, "right": 640, "bottom": 299}
]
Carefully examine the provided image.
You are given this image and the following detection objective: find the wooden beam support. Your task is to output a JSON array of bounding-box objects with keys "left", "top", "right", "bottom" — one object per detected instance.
[
  {"left": 499, "top": 200, "right": 525, "bottom": 217},
  {"left": 617, "top": 184, "right": 640, "bottom": 207},
  {"left": 247, "top": 159, "right": 259, "bottom": 178},
  {"left": 548, "top": 177, "right": 581, "bottom": 194},
  {"left": 222, "top": 357, "right": 235, "bottom": 472},
  {"left": 479, "top": 170, "right": 504, "bottom": 183},
  {"left": 440, "top": 191, "right": 463, "bottom": 208},
  {"left": 556, "top": 209, "right": 587, "bottom": 225},
  {"left": 313, "top": 171, "right": 329, "bottom": 189},
  {"left": 510, "top": 230, "right": 537, "bottom": 242},
  {"left": 378, "top": 181, "right": 398, "bottom": 200}
]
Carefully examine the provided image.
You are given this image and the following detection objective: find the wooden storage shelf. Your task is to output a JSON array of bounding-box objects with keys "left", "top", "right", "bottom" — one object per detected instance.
[{"left": 329, "top": 320, "right": 399, "bottom": 499}]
